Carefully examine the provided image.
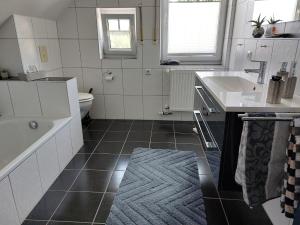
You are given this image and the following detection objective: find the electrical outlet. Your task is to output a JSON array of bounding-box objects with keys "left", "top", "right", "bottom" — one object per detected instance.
[{"left": 145, "top": 69, "right": 151, "bottom": 75}]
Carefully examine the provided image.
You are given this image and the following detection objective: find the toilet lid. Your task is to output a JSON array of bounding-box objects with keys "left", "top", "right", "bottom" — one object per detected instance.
[{"left": 79, "top": 92, "right": 94, "bottom": 103}]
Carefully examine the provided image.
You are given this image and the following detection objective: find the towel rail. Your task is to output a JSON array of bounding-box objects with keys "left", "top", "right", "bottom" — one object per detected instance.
[{"left": 238, "top": 113, "right": 300, "bottom": 121}]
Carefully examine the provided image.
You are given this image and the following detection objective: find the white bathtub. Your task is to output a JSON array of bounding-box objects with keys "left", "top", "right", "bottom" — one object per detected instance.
[{"left": 0, "top": 117, "right": 72, "bottom": 181}]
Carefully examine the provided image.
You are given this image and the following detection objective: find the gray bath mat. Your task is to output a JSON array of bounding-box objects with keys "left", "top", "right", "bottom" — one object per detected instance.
[{"left": 106, "top": 148, "right": 207, "bottom": 225}]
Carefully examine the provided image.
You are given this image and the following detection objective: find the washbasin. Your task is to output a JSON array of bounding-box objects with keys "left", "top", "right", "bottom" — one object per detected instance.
[{"left": 201, "top": 76, "right": 261, "bottom": 92}]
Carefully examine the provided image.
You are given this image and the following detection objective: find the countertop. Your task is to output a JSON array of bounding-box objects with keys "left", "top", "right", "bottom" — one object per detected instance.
[{"left": 196, "top": 71, "right": 300, "bottom": 112}]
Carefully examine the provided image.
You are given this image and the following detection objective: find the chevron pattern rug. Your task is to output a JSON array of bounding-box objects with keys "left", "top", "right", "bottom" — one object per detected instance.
[{"left": 106, "top": 148, "right": 207, "bottom": 225}]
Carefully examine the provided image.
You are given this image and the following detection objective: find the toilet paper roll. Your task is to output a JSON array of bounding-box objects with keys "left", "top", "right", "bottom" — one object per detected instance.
[{"left": 105, "top": 75, "right": 114, "bottom": 81}]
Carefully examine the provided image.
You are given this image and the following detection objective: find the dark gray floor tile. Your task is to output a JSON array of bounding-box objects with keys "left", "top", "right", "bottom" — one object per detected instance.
[
  {"left": 83, "top": 130, "right": 104, "bottom": 141},
  {"left": 87, "top": 120, "right": 112, "bottom": 131},
  {"left": 150, "top": 142, "right": 175, "bottom": 149},
  {"left": 52, "top": 192, "right": 102, "bottom": 222},
  {"left": 222, "top": 200, "right": 272, "bottom": 225},
  {"left": 71, "top": 170, "right": 112, "bottom": 192},
  {"left": 198, "top": 158, "right": 212, "bottom": 174},
  {"left": 85, "top": 154, "right": 118, "bottom": 170},
  {"left": 131, "top": 121, "right": 153, "bottom": 131},
  {"left": 152, "top": 124, "right": 174, "bottom": 132},
  {"left": 151, "top": 132, "right": 175, "bottom": 143},
  {"left": 94, "top": 193, "right": 115, "bottom": 223},
  {"left": 78, "top": 141, "right": 98, "bottom": 154},
  {"left": 94, "top": 141, "right": 123, "bottom": 154},
  {"left": 107, "top": 171, "right": 125, "bottom": 192},
  {"left": 27, "top": 191, "right": 65, "bottom": 220},
  {"left": 199, "top": 175, "right": 219, "bottom": 198},
  {"left": 50, "top": 170, "right": 80, "bottom": 191},
  {"left": 175, "top": 133, "right": 201, "bottom": 144},
  {"left": 65, "top": 154, "right": 90, "bottom": 170},
  {"left": 115, "top": 155, "right": 131, "bottom": 171},
  {"left": 22, "top": 220, "right": 47, "bottom": 225},
  {"left": 176, "top": 144, "right": 205, "bottom": 157},
  {"left": 174, "top": 120, "right": 194, "bottom": 125},
  {"left": 153, "top": 120, "right": 174, "bottom": 125},
  {"left": 219, "top": 190, "right": 243, "bottom": 200},
  {"left": 122, "top": 142, "right": 149, "bottom": 154},
  {"left": 109, "top": 121, "right": 132, "bottom": 131},
  {"left": 103, "top": 131, "right": 128, "bottom": 142},
  {"left": 48, "top": 222, "right": 91, "bottom": 225},
  {"left": 127, "top": 131, "right": 151, "bottom": 142},
  {"left": 174, "top": 124, "right": 195, "bottom": 133},
  {"left": 203, "top": 198, "right": 228, "bottom": 225}
]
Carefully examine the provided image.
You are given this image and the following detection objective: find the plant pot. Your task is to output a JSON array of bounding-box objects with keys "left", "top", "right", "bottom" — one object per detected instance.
[{"left": 252, "top": 27, "right": 264, "bottom": 38}]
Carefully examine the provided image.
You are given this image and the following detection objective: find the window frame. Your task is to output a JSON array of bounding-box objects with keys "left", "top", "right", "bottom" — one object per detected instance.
[
  {"left": 160, "top": 0, "right": 228, "bottom": 65},
  {"left": 101, "top": 14, "right": 137, "bottom": 58}
]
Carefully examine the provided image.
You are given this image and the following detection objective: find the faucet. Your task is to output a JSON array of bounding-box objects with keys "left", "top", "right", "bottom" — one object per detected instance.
[{"left": 244, "top": 51, "right": 267, "bottom": 84}]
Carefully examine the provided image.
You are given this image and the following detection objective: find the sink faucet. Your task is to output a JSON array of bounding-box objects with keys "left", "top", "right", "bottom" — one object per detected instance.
[{"left": 244, "top": 51, "right": 267, "bottom": 84}]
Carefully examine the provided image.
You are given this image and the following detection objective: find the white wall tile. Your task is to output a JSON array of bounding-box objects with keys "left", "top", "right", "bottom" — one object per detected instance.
[
  {"left": 75, "top": 0, "right": 97, "bottom": 7},
  {"left": 285, "top": 21, "right": 300, "bottom": 34},
  {"left": 119, "top": 0, "right": 141, "bottom": 7},
  {"left": 0, "top": 16, "right": 17, "bottom": 38},
  {"left": 293, "top": 42, "right": 300, "bottom": 96},
  {"left": 8, "top": 82, "right": 42, "bottom": 117},
  {"left": 48, "top": 39, "right": 62, "bottom": 70},
  {"left": 122, "top": 44, "right": 143, "bottom": 68},
  {"left": 9, "top": 153, "right": 43, "bottom": 221},
  {"left": 14, "top": 15, "right": 34, "bottom": 38},
  {"left": 57, "top": 8, "right": 78, "bottom": 39},
  {"left": 32, "top": 17, "right": 47, "bottom": 38},
  {"left": 90, "top": 94, "right": 106, "bottom": 118},
  {"left": 142, "top": 0, "right": 158, "bottom": 7},
  {"left": 55, "top": 124, "right": 74, "bottom": 169},
  {"left": 97, "top": 0, "right": 119, "bottom": 7},
  {"left": 123, "top": 69, "right": 142, "bottom": 95},
  {"left": 45, "top": 20, "right": 58, "bottom": 38},
  {"left": 36, "top": 137, "right": 60, "bottom": 191},
  {"left": 142, "top": 7, "right": 159, "bottom": 40},
  {"left": 124, "top": 95, "right": 143, "bottom": 119},
  {"left": 101, "top": 58, "right": 122, "bottom": 69},
  {"left": 0, "top": 82, "right": 14, "bottom": 116},
  {"left": 143, "top": 69, "right": 162, "bottom": 95},
  {"left": 181, "top": 111, "right": 193, "bottom": 121},
  {"left": 82, "top": 68, "right": 103, "bottom": 94},
  {"left": 142, "top": 40, "right": 161, "bottom": 68},
  {"left": 79, "top": 40, "right": 101, "bottom": 68},
  {"left": 105, "top": 95, "right": 125, "bottom": 119},
  {"left": 0, "top": 177, "right": 20, "bottom": 225},
  {"left": 60, "top": 39, "right": 82, "bottom": 67},
  {"left": 76, "top": 8, "right": 98, "bottom": 39},
  {"left": 70, "top": 114, "right": 84, "bottom": 154},
  {"left": 18, "top": 38, "right": 40, "bottom": 73},
  {"left": 102, "top": 69, "right": 123, "bottom": 95},
  {"left": 63, "top": 68, "right": 84, "bottom": 90},
  {"left": 37, "top": 82, "right": 70, "bottom": 117},
  {"left": 162, "top": 70, "right": 170, "bottom": 96},
  {"left": 67, "top": 77, "right": 81, "bottom": 117},
  {"left": 143, "top": 95, "right": 162, "bottom": 119}
]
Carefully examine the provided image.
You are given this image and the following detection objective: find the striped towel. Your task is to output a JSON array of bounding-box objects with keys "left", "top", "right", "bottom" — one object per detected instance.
[{"left": 281, "top": 118, "right": 300, "bottom": 218}]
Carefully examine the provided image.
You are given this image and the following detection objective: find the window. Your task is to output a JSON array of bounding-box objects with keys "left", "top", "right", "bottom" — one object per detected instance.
[
  {"left": 97, "top": 8, "right": 137, "bottom": 58},
  {"left": 161, "top": 0, "right": 228, "bottom": 64},
  {"left": 253, "top": 0, "right": 299, "bottom": 22}
]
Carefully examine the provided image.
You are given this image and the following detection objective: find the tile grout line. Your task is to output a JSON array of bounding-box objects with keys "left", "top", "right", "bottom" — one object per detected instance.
[
  {"left": 148, "top": 120, "right": 154, "bottom": 148},
  {"left": 91, "top": 120, "right": 134, "bottom": 225},
  {"left": 173, "top": 120, "right": 177, "bottom": 149},
  {"left": 45, "top": 120, "right": 114, "bottom": 225}
]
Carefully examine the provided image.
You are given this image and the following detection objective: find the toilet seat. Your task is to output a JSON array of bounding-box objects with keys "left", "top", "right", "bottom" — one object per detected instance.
[{"left": 79, "top": 92, "right": 94, "bottom": 103}]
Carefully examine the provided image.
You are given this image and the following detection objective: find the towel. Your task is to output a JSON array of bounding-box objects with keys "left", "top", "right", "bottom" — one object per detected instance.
[
  {"left": 281, "top": 118, "right": 300, "bottom": 218},
  {"left": 235, "top": 113, "right": 276, "bottom": 207}
]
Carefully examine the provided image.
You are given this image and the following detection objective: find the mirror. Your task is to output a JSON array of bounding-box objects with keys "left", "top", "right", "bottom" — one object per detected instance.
[{"left": 252, "top": 0, "right": 300, "bottom": 23}]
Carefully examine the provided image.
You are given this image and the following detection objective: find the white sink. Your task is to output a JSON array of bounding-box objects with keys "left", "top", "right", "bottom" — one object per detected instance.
[{"left": 201, "top": 76, "right": 261, "bottom": 92}]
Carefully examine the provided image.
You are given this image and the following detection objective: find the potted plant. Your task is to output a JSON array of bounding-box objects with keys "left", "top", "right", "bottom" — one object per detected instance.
[
  {"left": 266, "top": 15, "right": 282, "bottom": 36},
  {"left": 249, "top": 14, "right": 266, "bottom": 38}
]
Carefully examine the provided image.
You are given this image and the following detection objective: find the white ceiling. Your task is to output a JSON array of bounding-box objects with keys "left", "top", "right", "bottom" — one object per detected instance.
[{"left": 0, "top": 0, "right": 71, "bottom": 25}]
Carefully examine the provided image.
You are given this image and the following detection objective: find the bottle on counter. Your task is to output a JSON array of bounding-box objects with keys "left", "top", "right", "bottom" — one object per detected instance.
[
  {"left": 282, "top": 61, "right": 297, "bottom": 99},
  {"left": 266, "top": 75, "right": 284, "bottom": 104},
  {"left": 277, "top": 62, "right": 289, "bottom": 80}
]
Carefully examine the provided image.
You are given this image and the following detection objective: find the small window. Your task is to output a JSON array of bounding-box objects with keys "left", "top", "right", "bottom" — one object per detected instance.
[
  {"left": 161, "top": 0, "right": 228, "bottom": 64},
  {"left": 97, "top": 8, "right": 137, "bottom": 58}
]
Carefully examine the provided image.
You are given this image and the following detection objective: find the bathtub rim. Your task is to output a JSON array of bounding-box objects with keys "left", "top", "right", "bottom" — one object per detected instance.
[{"left": 0, "top": 116, "right": 72, "bottom": 182}]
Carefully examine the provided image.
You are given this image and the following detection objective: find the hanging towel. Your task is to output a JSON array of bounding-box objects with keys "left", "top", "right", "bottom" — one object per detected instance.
[
  {"left": 235, "top": 113, "right": 276, "bottom": 207},
  {"left": 281, "top": 118, "right": 300, "bottom": 218}
]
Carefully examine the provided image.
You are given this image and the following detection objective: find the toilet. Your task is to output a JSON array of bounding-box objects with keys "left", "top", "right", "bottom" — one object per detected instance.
[{"left": 78, "top": 92, "right": 94, "bottom": 119}]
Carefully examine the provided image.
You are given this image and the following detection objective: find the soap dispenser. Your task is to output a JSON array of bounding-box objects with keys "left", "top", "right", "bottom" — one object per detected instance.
[
  {"left": 266, "top": 75, "right": 284, "bottom": 104},
  {"left": 282, "top": 61, "right": 298, "bottom": 99}
]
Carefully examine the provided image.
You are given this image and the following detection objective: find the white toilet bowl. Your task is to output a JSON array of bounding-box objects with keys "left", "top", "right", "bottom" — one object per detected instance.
[{"left": 79, "top": 92, "right": 94, "bottom": 119}]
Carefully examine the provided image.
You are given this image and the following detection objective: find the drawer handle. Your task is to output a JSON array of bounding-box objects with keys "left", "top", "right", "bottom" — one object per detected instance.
[
  {"left": 237, "top": 44, "right": 243, "bottom": 46},
  {"left": 194, "top": 110, "right": 217, "bottom": 149},
  {"left": 260, "top": 45, "right": 268, "bottom": 48},
  {"left": 195, "top": 86, "right": 218, "bottom": 114}
]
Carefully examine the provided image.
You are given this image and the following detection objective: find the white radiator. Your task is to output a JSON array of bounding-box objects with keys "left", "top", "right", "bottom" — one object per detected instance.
[{"left": 169, "top": 70, "right": 195, "bottom": 111}]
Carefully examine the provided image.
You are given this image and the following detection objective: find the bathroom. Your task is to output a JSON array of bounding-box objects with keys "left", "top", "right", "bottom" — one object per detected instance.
[{"left": 0, "top": 0, "right": 300, "bottom": 224}]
